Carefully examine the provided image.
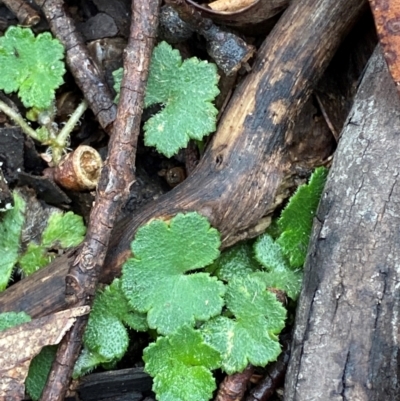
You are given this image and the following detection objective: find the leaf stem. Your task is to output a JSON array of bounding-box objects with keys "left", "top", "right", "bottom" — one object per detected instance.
[
  {"left": 0, "top": 98, "right": 41, "bottom": 142},
  {"left": 56, "top": 99, "right": 88, "bottom": 147}
]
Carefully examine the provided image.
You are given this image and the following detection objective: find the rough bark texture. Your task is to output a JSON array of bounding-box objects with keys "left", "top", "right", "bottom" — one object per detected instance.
[
  {"left": 0, "top": 0, "right": 365, "bottom": 319},
  {"left": 285, "top": 47, "right": 400, "bottom": 400},
  {"left": 34, "top": 0, "right": 117, "bottom": 131},
  {"left": 38, "top": 2, "right": 160, "bottom": 400}
]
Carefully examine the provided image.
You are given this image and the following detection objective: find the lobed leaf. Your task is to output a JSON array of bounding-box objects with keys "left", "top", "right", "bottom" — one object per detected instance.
[
  {"left": 0, "top": 26, "right": 65, "bottom": 109},
  {"left": 113, "top": 42, "right": 219, "bottom": 157},
  {"left": 41, "top": 211, "right": 86, "bottom": 248},
  {"left": 206, "top": 242, "right": 259, "bottom": 282},
  {"left": 202, "top": 276, "right": 286, "bottom": 374},
  {"left": 122, "top": 212, "right": 224, "bottom": 335},
  {"left": 143, "top": 325, "right": 221, "bottom": 401},
  {"left": 0, "top": 192, "right": 25, "bottom": 291},
  {"left": 276, "top": 167, "right": 328, "bottom": 267}
]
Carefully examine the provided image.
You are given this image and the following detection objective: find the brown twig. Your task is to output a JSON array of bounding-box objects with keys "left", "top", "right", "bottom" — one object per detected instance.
[
  {"left": 1, "top": 0, "right": 40, "bottom": 26},
  {"left": 38, "top": 1, "right": 161, "bottom": 400},
  {"left": 165, "top": 0, "right": 255, "bottom": 75},
  {"left": 33, "top": 0, "right": 117, "bottom": 132},
  {"left": 246, "top": 336, "right": 291, "bottom": 401}
]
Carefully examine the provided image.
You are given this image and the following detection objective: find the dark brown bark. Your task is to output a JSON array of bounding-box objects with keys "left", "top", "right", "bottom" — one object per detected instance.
[
  {"left": 285, "top": 47, "right": 400, "bottom": 400},
  {"left": 33, "top": 0, "right": 117, "bottom": 132},
  {"left": 0, "top": 0, "right": 365, "bottom": 319},
  {"left": 38, "top": 2, "right": 160, "bottom": 400},
  {"left": 214, "top": 365, "right": 254, "bottom": 401}
]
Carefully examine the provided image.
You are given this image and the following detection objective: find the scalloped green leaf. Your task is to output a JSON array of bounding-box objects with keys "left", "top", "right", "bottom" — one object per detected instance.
[
  {"left": 143, "top": 325, "right": 221, "bottom": 401},
  {"left": 0, "top": 311, "right": 31, "bottom": 331},
  {"left": 73, "top": 347, "right": 109, "bottom": 378},
  {"left": 113, "top": 41, "right": 219, "bottom": 157},
  {"left": 82, "top": 279, "right": 146, "bottom": 369},
  {"left": 90, "top": 279, "right": 148, "bottom": 332},
  {"left": 122, "top": 212, "right": 224, "bottom": 335},
  {"left": 206, "top": 242, "right": 259, "bottom": 282},
  {"left": 202, "top": 276, "right": 286, "bottom": 374},
  {"left": 254, "top": 234, "right": 287, "bottom": 271},
  {"left": 276, "top": 167, "right": 328, "bottom": 267},
  {"left": 25, "top": 346, "right": 57, "bottom": 401},
  {"left": 0, "top": 192, "right": 25, "bottom": 291},
  {"left": 0, "top": 26, "right": 65, "bottom": 109},
  {"left": 84, "top": 314, "right": 129, "bottom": 361},
  {"left": 251, "top": 269, "right": 302, "bottom": 300},
  {"left": 42, "top": 211, "right": 86, "bottom": 248}
]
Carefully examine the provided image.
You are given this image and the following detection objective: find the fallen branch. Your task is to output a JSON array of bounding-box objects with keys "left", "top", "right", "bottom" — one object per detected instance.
[
  {"left": 285, "top": 46, "right": 400, "bottom": 399},
  {"left": 38, "top": 2, "right": 160, "bottom": 400}
]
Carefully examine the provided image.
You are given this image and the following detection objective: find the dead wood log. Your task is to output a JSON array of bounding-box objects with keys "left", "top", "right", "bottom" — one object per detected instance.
[
  {"left": 285, "top": 47, "right": 400, "bottom": 400},
  {"left": 0, "top": 0, "right": 365, "bottom": 318}
]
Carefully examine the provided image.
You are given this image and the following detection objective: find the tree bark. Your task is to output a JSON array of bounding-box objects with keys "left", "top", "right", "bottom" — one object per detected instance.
[
  {"left": 0, "top": 0, "right": 365, "bottom": 318},
  {"left": 285, "top": 47, "right": 400, "bottom": 400}
]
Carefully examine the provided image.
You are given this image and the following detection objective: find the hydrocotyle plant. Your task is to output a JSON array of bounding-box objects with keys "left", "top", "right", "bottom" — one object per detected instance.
[
  {"left": 113, "top": 41, "right": 220, "bottom": 158},
  {"left": 69, "top": 167, "right": 328, "bottom": 401},
  {"left": 0, "top": 26, "right": 88, "bottom": 164},
  {"left": 0, "top": 191, "right": 86, "bottom": 291}
]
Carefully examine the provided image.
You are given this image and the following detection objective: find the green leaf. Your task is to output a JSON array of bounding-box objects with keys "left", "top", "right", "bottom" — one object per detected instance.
[
  {"left": 122, "top": 212, "right": 224, "bottom": 335},
  {"left": 254, "top": 234, "right": 287, "bottom": 272},
  {"left": 206, "top": 242, "right": 260, "bottom": 282},
  {"left": 202, "top": 276, "right": 286, "bottom": 374},
  {"left": 91, "top": 279, "right": 148, "bottom": 332},
  {"left": 276, "top": 167, "right": 328, "bottom": 267},
  {"left": 0, "top": 26, "right": 65, "bottom": 109},
  {"left": 84, "top": 314, "right": 129, "bottom": 361},
  {"left": 0, "top": 192, "right": 25, "bottom": 291},
  {"left": 73, "top": 347, "right": 108, "bottom": 378},
  {"left": 251, "top": 270, "right": 303, "bottom": 300},
  {"left": 41, "top": 211, "right": 86, "bottom": 248},
  {"left": 0, "top": 311, "right": 31, "bottom": 331},
  {"left": 25, "top": 346, "right": 57, "bottom": 401},
  {"left": 143, "top": 325, "right": 221, "bottom": 401},
  {"left": 81, "top": 279, "right": 146, "bottom": 370},
  {"left": 18, "top": 243, "right": 50, "bottom": 276},
  {"left": 113, "top": 42, "right": 219, "bottom": 157}
]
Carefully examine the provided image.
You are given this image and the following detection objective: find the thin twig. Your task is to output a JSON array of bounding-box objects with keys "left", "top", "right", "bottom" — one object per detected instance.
[
  {"left": 33, "top": 0, "right": 117, "bottom": 132},
  {"left": 39, "top": 1, "right": 161, "bottom": 400},
  {"left": 2, "top": 0, "right": 40, "bottom": 26}
]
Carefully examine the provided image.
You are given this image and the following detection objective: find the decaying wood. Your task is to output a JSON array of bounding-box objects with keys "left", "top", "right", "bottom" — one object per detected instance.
[
  {"left": 74, "top": 368, "right": 152, "bottom": 401},
  {"left": 285, "top": 47, "right": 400, "bottom": 400},
  {"left": 38, "top": 2, "right": 160, "bottom": 400},
  {"left": 369, "top": 0, "right": 400, "bottom": 95},
  {"left": 0, "top": 0, "right": 364, "bottom": 319}
]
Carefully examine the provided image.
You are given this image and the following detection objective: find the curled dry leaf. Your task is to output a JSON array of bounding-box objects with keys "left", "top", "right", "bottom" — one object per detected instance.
[
  {"left": 208, "top": 0, "right": 257, "bottom": 12},
  {"left": 0, "top": 306, "right": 89, "bottom": 400},
  {"left": 369, "top": 0, "right": 400, "bottom": 91}
]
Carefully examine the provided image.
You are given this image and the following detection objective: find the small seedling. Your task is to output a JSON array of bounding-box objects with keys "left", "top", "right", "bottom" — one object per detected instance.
[
  {"left": 113, "top": 41, "right": 220, "bottom": 157},
  {"left": 0, "top": 191, "right": 86, "bottom": 291},
  {"left": 0, "top": 26, "right": 88, "bottom": 164}
]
